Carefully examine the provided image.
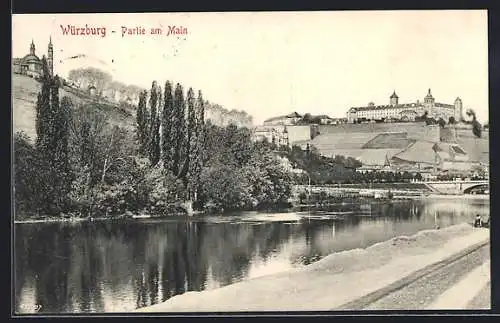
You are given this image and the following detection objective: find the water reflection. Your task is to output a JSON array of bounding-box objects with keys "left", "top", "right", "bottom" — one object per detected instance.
[{"left": 14, "top": 198, "right": 489, "bottom": 313}]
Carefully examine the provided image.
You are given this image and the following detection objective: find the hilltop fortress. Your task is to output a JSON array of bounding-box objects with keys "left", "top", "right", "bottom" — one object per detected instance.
[
  {"left": 347, "top": 89, "right": 463, "bottom": 124},
  {"left": 252, "top": 90, "right": 487, "bottom": 177}
]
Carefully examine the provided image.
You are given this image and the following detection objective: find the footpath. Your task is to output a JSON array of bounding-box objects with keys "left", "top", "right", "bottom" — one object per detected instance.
[{"left": 136, "top": 223, "right": 490, "bottom": 312}]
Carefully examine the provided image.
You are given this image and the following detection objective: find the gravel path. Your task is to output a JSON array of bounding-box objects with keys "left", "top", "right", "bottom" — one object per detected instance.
[{"left": 364, "top": 244, "right": 490, "bottom": 310}]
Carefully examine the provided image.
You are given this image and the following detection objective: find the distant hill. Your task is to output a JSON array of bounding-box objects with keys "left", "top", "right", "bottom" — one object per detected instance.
[
  {"left": 205, "top": 104, "right": 253, "bottom": 128},
  {"left": 64, "top": 67, "right": 254, "bottom": 128},
  {"left": 12, "top": 73, "right": 254, "bottom": 140}
]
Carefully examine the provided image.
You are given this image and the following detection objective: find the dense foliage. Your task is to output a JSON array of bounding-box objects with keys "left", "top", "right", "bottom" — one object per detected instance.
[{"left": 15, "top": 73, "right": 301, "bottom": 219}]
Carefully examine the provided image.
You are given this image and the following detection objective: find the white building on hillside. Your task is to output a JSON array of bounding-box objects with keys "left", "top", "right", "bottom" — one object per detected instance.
[{"left": 347, "top": 89, "right": 463, "bottom": 124}]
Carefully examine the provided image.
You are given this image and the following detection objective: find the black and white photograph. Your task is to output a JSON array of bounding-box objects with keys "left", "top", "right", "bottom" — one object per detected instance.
[{"left": 12, "top": 10, "right": 490, "bottom": 314}]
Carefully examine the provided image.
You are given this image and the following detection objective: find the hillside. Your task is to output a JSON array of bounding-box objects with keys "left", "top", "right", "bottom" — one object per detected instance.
[
  {"left": 13, "top": 74, "right": 254, "bottom": 140},
  {"left": 456, "top": 129, "right": 489, "bottom": 163},
  {"left": 310, "top": 122, "right": 489, "bottom": 167},
  {"left": 12, "top": 74, "right": 135, "bottom": 140}
]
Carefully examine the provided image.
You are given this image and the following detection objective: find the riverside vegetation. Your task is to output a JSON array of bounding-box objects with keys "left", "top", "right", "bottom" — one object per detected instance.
[{"left": 13, "top": 59, "right": 358, "bottom": 220}]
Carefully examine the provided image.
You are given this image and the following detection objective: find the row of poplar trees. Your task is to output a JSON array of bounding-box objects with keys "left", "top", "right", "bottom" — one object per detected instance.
[
  {"left": 34, "top": 58, "right": 73, "bottom": 214},
  {"left": 136, "top": 80, "right": 206, "bottom": 202}
]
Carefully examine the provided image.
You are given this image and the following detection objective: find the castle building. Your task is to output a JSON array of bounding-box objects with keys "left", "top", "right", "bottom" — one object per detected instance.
[
  {"left": 13, "top": 38, "right": 54, "bottom": 78},
  {"left": 347, "top": 89, "right": 463, "bottom": 123}
]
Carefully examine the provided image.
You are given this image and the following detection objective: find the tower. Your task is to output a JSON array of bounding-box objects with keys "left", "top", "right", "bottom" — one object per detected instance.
[
  {"left": 30, "top": 39, "right": 35, "bottom": 55},
  {"left": 424, "top": 88, "right": 435, "bottom": 105},
  {"left": 454, "top": 97, "right": 463, "bottom": 122},
  {"left": 47, "top": 36, "right": 54, "bottom": 77},
  {"left": 424, "top": 88, "right": 435, "bottom": 116},
  {"left": 390, "top": 90, "right": 399, "bottom": 106}
]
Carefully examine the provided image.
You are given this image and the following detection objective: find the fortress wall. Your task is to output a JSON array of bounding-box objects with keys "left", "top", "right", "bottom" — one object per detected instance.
[
  {"left": 318, "top": 122, "right": 427, "bottom": 135},
  {"left": 318, "top": 122, "right": 440, "bottom": 142},
  {"left": 407, "top": 124, "right": 440, "bottom": 142}
]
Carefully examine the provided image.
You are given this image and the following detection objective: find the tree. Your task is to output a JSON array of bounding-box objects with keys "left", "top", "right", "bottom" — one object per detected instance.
[
  {"left": 54, "top": 96, "right": 73, "bottom": 209},
  {"left": 35, "top": 59, "right": 55, "bottom": 154},
  {"left": 194, "top": 90, "right": 205, "bottom": 170},
  {"left": 416, "top": 111, "right": 428, "bottom": 122},
  {"left": 148, "top": 81, "right": 161, "bottom": 166},
  {"left": 162, "top": 81, "right": 174, "bottom": 170},
  {"left": 437, "top": 118, "right": 446, "bottom": 128},
  {"left": 172, "top": 83, "right": 186, "bottom": 178},
  {"left": 302, "top": 113, "right": 313, "bottom": 124},
  {"left": 185, "top": 87, "right": 196, "bottom": 198},
  {"left": 69, "top": 104, "right": 108, "bottom": 215},
  {"left": 199, "top": 164, "right": 253, "bottom": 212},
  {"left": 14, "top": 132, "right": 47, "bottom": 217},
  {"left": 188, "top": 90, "right": 206, "bottom": 205},
  {"left": 68, "top": 67, "right": 112, "bottom": 91},
  {"left": 136, "top": 90, "right": 149, "bottom": 155},
  {"left": 34, "top": 58, "right": 73, "bottom": 215},
  {"left": 243, "top": 150, "right": 292, "bottom": 208},
  {"left": 466, "top": 109, "right": 482, "bottom": 138}
]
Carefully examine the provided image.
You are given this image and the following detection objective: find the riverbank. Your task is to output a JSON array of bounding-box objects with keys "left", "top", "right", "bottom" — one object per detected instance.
[
  {"left": 13, "top": 209, "right": 195, "bottom": 224},
  {"left": 136, "top": 222, "right": 490, "bottom": 312},
  {"left": 13, "top": 217, "right": 89, "bottom": 224},
  {"left": 423, "top": 194, "right": 490, "bottom": 201}
]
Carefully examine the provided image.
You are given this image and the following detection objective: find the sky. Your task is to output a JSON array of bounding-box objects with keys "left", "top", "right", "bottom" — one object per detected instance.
[{"left": 12, "top": 11, "right": 489, "bottom": 124}]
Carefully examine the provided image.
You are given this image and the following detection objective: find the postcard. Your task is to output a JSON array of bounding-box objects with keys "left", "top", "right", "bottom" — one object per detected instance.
[{"left": 12, "top": 11, "right": 490, "bottom": 314}]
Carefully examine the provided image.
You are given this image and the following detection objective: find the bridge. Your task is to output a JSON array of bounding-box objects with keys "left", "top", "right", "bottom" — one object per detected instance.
[{"left": 423, "top": 180, "right": 489, "bottom": 195}]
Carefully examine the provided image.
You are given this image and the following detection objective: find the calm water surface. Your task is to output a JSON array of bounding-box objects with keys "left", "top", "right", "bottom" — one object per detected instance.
[{"left": 14, "top": 198, "right": 489, "bottom": 313}]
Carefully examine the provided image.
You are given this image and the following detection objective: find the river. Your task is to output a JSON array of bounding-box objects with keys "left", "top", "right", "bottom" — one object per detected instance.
[{"left": 14, "top": 197, "right": 489, "bottom": 314}]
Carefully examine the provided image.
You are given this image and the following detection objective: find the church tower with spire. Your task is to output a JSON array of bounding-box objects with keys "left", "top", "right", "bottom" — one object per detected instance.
[
  {"left": 30, "top": 39, "right": 35, "bottom": 55},
  {"left": 424, "top": 88, "right": 435, "bottom": 105},
  {"left": 423, "top": 88, "right": 435, "bottom": 116},
  {"left": 390, "top": 90, "right": 399, "bottom": 106},
  {"left": 47, "top": 36, "right": 54, "bottom": 77}
]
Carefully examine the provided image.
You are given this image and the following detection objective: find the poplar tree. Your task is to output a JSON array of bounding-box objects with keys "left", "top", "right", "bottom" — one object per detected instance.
[
  {"left": 54, "top": 96, "right": 73, "bottom": 209},
  {"left": 34, "top": 58, "right": 72, "bottom": 214},
  {"left": 35, "top": 59, "right": 54, "bottom": 154},
  {"left": 172, "top": 83, "right": 185, "bottom": 177},
  {"left": 185, "top": 87, "right": 196, "bottom": 198},
  {"left": 148, "top": 81, "right": 161, "bottom": 166},
  {"left": 190, "top": 90, "right": 205, "bottom": 202},
  {"left": 162, "top": 81, "right": 174, "bottom": 170},
  {"left": 136, "top": 90, "right": 149, "bottom": 155}
]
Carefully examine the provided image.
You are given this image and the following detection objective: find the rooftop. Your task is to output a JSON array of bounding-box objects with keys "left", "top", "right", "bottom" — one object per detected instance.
[
  {"left": 21, "top": 54, "right": 41, "bottom": 63},
  {"left": 350, "top": 102, "right": 454, "bottom": 111},
  {"left": 264, "top": 111, "right": 302, "bottom": 122}
]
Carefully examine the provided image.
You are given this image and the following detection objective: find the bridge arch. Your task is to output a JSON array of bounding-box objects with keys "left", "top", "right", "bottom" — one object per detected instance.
[
  {"left": 424, "top": 180, "right": 489, "bottom": 194},
  {"left": 463, "top": 184, "right": 489, "bottom": 194}
]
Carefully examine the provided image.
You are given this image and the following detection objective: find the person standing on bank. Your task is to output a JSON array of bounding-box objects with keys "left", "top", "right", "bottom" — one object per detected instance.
[{"left": 474, "top": 214, "right": 482, "bottom": 228}]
